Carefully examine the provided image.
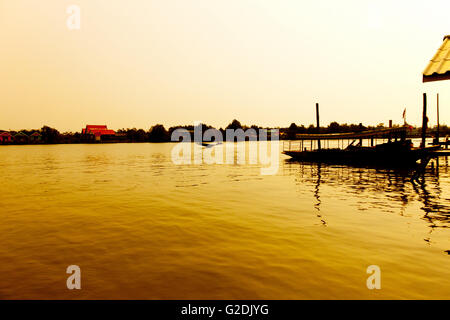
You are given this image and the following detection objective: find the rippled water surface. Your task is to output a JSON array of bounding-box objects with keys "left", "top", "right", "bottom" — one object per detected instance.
[{"left": 0, "top": 143, "right": 449, "bottom": 299}]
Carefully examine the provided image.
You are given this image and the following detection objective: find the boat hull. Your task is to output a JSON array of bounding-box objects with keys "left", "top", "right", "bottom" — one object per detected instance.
[{"left": 283, "top": 147, "right": 438, "bottom": 168}]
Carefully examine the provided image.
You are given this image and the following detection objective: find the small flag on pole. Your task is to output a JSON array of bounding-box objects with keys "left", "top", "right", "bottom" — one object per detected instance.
[{"left": 402, "top": 108, "right": 406, "bottom": 125}]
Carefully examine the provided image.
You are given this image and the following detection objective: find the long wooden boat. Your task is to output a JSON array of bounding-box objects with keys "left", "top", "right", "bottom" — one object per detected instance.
[{"left": 283, "top": 127, "right": 440, "bottom": 168}]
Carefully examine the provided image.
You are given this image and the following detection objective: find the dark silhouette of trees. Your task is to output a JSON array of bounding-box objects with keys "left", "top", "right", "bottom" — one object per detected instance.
[
  {"left": 2, "top": 120, "right": 449, "bottom": 145},
  {"left": 328, "top": 122, "right": 340, "bottom": 133},
  {"left": 226, "top": 119, "right": 242, "bottom": 130},
  {"left": 148, "top": 124, "right": 170, "bottom": 142},
  {"left": 287, "top": 123, "right": 298, "bottom": 139},
  {"left": 116, "top": 128, "right": 148, "bottom": 142},
  {"left": 40, "top": 126, "right": 60, "bottom": 143}
]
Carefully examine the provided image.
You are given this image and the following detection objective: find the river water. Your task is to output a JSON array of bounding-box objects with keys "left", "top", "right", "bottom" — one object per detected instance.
[{"left": 0, "top": 142, "right": 448, "bottom": 299}]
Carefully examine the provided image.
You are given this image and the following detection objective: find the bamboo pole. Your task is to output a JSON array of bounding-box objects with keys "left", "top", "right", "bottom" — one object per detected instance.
[
  {"left": 316, "top": 103, "right": 321, "bottom": 150},
  {"left": 421, "top": 93, "right": 427, "bottom": 148},
  {"left": 437, "top": 93, "right": 440, "bottom": 143}
]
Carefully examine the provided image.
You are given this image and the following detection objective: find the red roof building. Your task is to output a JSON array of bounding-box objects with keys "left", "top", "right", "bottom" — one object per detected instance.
[
  {"left": 82, "top": 125, "right": 116, "bottom": 141},
  {"left": 0, "top": 132, "right": 12, "bottom": 143},
  {"left": 30, "top": 132, "right": 42, "bottom": 142}
]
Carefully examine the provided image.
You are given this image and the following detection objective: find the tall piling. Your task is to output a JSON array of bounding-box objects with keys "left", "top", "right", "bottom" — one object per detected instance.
[
  {"left": 316, "top": 103, "right": 321, "bottom": 150},
  {"left": 421, "top": 93, "right": 427, "bottom": 148}
]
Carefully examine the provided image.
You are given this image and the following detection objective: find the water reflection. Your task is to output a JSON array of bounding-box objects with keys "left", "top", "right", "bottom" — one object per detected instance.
[
  {"left": 313, "top": 164, "right": 327, "bottom": 226},
  {"left": 282, "top": 158, "right": 450, "bottom": 232}
]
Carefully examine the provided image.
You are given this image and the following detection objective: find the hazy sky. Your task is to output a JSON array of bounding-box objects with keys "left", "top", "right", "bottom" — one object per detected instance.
[{"left": 1, "top": 0, "right": 449, "bottom": 132}]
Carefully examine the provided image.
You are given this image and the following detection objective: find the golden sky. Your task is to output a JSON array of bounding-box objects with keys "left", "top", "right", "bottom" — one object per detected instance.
[{"left": 0, "top": 0, "right": 449, "bottom": 132}]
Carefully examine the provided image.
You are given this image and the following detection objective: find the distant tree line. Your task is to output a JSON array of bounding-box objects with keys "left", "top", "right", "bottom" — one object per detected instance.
[{"left": 1, "top": 121, "right": 449, "bottom": 145}]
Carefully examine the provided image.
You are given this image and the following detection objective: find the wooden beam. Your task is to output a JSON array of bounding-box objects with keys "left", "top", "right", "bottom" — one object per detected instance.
[{"left": 423, "top": 72, "right": 450, "bottom": 83}]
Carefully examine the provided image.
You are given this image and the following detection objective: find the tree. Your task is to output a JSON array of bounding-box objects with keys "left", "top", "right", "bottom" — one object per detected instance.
[
  {"left": 226, "top": 119, "right": 242, "bottom": 130},
  {"left": 287, "top": 123, "right": 298, "bottom": 139},
  {"left": 148, "top": 124, "right": 169, "bottom": 142},
  {"left": 40, "top": 126, "right": 60, "bottom": 143},
  {"left": 306, "top": 124, "right": 316, "bottom": 133},
  {"left": 328, "top": 122, "right": 340, "bottom": 133},
  {"left": 135, "top": 129, "right": 148, "bottom": 142}
]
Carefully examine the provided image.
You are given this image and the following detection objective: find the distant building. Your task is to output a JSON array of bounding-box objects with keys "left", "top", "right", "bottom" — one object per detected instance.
[
  {"left": 82, "top": 125, "right": 116, "bottom": 141},
  {"left": 0, "top": 132, "right": 12, "bottom": 143},
  {"left": 14, "top": 132, "right": 29, "bottom": 144},
  {"left": 30, "top": 132, "right": 42, "bottom": 142}
]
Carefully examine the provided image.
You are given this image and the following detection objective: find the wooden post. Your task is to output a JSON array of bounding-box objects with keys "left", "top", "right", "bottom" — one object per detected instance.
[
  {"left": 316, "top": 103, "right": 321, "bottom": 150},
  {"left": 388, "top": 120, "right": 393, "bottom": 143},
  {"left": 421, "top": 93, "right": 427, "bottom": 148},
  {"left": 437, "top": 93, "right": 440, "bottom": 143}
]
